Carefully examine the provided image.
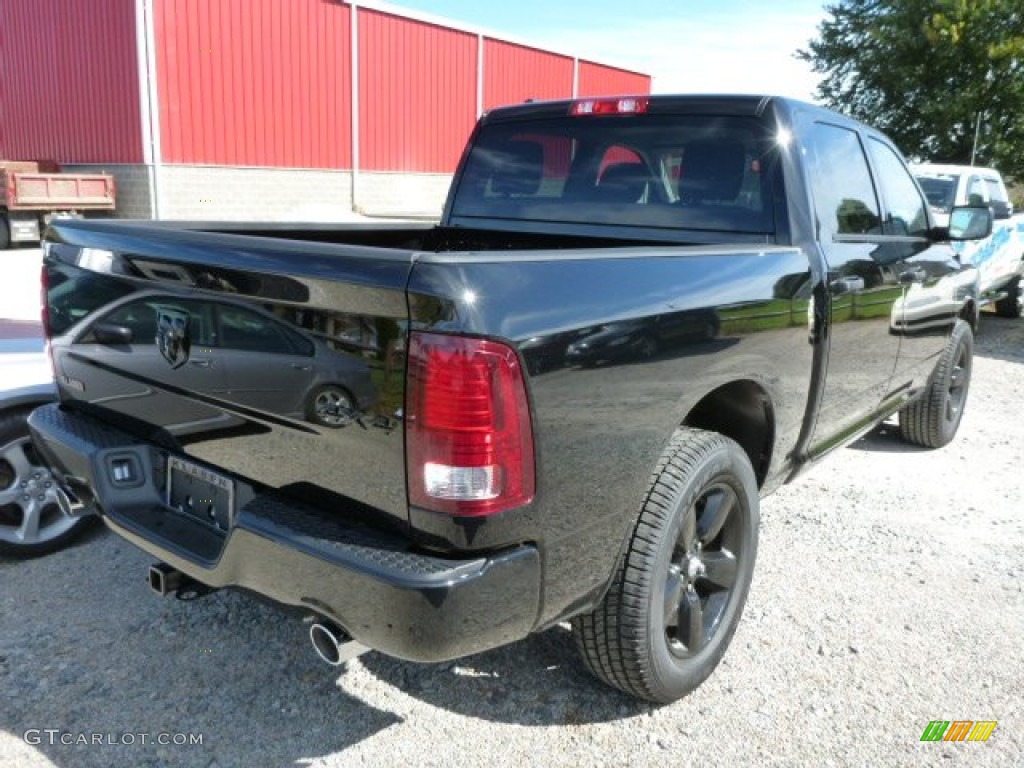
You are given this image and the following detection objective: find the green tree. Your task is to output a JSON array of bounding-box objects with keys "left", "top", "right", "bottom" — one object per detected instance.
[{"left": 799, "top": 0, "right": 1024, "bottom": 179}]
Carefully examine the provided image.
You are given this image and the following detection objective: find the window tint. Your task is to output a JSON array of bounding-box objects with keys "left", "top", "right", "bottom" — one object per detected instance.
[
  {"left": 867, "top": 139, "right": 929, "bottom": 237},
  {"left": 88, "top": 299, "right": 213, "bottom": 346},
  {"left": 916, "top": 175, "right": 957, "bottom": 212},
  {"left": 451, "top": 115, "right": 778, "bottom": 234},
  {"left": 966, "top": 175, "right": 989, "bottom": 206},
  {"left": 984, "top": 177, "right": 1007, "bottom": 204},
  {"left": 805, "top": 123, "right": 881, "bottom": 236},
  {"left": 45, "top": 265, "right": 135, "bottom": 336},
  {"left": 218, "top": 306, "right": 311, "bottom": 356}
]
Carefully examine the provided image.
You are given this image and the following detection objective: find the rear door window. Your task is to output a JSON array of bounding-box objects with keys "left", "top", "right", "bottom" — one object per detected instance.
[{"left": 804, "top": 122, "right": 882, "bottom": 237}]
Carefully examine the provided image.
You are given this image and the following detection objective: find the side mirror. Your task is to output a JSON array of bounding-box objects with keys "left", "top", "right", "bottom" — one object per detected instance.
[
  {"left": 946, "top": 205, "right": 992, "bottom": 241},
  {"left": 91, "top": 322, "right": 134, "bottom": 345},
  {"left": 990, "top": 201, "right": 1012, "bottom": 220}
]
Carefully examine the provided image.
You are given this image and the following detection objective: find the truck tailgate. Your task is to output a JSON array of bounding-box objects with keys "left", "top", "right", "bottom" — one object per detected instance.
[{"left": 41, "top": 222, "right": 414, "bottom": 528}]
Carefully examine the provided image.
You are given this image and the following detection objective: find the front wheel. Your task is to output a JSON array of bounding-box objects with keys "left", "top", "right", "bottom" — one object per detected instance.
[
  {"left": 0, "top": 408, "right": 94, "bottom": 557},
  {"left": 573, "top": 428, "right": 759, "bottom": 703},
  {"left": 898, "top": 318, "right": 973, "bottom": 448}
]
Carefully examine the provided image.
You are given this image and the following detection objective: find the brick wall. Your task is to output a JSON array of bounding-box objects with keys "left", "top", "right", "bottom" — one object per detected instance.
[
  {"left": 157, "top": 166, "right": 355, "bottom": 221},
  {"left": 63, "top": 165, "right": 453, "bottom": 222},
  {"left": 64, "top": 164, "right": 154, "bottom": 219},
  {"left": 354, "top": 172, "right": 453, "bottom": 218}
]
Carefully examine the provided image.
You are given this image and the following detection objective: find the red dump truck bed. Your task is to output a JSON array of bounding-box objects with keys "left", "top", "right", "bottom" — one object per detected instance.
[
  {"left": 0, "top": 164, "right": 115, "bottom": 211},
  {"left": 1, "top": 161, "right": 116, "bottom": 247}
]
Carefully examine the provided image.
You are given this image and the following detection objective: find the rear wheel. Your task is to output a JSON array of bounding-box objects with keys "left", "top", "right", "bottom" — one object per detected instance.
[
  {"left": 994, "top": 276, "right": 1021, "bottom": 319},
  {"left": 0, "top": 408, "right": 93, "bottom": 557},
  {"left": 898, "top": 319, "right": 973, "bottom": 448},
  {"left": 306, "top": 385, "right": 356, "bottom": 428},
  {"left": 573, "top": 428, "right": 759, "bottom": 703}
]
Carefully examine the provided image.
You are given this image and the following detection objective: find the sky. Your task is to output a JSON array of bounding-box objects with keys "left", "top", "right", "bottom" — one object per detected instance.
[{"left": 389, "top": 0, "right": 830, "bottom": 102}]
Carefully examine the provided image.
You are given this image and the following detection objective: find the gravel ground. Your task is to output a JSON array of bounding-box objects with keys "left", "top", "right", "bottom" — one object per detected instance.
[{"left": 1, "top": 247, "right": 1021, "bottom": 767}]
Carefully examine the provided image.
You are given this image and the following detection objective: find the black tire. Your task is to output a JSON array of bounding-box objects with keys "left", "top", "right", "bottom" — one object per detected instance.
[
  {"left": 898, "top": 319, "right": 973, "bottom": 448},
  {"left": 573, "top": 428, "right": 759, "bottom": 703},
  {"left": 0, "top": 212, "right": 11, "bottom": 250},
  {"left": 0, "top": 408, "right": 94, "bottom": 557},
  {"left": 305, "top": 384, "right": 356, "bottom": 428},
  {"left": 994, "top": 276, "right": 1021, "bottom": 319}
]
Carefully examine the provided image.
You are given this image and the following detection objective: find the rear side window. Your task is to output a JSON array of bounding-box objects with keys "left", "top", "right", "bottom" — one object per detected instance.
[
  {"left": 984, "top": 177, "right": 1008, "bottom": 204},
  {"left": 217, "top": 305, "right": 314, "bottom": 356},
  {"left": 966, "top": 175, "right": 990, "bottom": 206},
  {"left": 451, "top": 114, "right": 779, "bottom": 235},
  {"left": 44, "top": 264, "right": 135, "bottom": 337},
  {"left": 804, "top": 122, "right": 881, "bottom": 237}
]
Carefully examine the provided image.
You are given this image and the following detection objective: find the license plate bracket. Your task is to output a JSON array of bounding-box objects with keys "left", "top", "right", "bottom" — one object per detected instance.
[{"left": 166, "top": 456, "right": 234, "bottom": 531}]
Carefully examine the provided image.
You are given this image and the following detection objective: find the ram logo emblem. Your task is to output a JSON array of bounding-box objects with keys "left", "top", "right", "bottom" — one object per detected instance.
[{"left": 155, "top": 305, "right": 191, "bottom": 369}]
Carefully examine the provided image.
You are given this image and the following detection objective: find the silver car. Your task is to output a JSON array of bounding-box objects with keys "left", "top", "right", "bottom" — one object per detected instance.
[
  {"left": 50, "top": 292, "right": 376, "bottom": 432},
  {"left": 0, "top": 319, "right": 94, "bottom": 556}
]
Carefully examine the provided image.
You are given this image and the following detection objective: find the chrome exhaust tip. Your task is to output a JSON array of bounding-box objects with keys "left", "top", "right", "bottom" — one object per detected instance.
[{"left": 309, "top": 620, "right": 367, "bottom": 666}]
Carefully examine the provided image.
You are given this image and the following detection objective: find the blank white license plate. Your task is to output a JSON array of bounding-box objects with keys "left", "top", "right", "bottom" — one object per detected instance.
[{"left": 166, "top": 456, "right": 234, "bottom": 530}]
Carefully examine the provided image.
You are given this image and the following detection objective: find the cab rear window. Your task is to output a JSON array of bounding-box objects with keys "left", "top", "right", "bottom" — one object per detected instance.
[{"left": 450, "top": 114, "right": 779, "bottom": 235}]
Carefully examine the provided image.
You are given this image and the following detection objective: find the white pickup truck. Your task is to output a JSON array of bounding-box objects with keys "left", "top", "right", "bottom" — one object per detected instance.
[{"left": 913, "top": 163, "right": 1023, "bottom": 318}]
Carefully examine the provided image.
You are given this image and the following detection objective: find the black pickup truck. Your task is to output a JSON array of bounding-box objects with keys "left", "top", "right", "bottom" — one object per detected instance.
[{"left": 29, "top": 95, "right": 991, "bottom": 703}]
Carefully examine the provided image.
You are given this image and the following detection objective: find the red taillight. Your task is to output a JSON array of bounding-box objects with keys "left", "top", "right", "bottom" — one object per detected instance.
[
  {"left": 406, "top": 332, "right": 535, "bottom": 517},
  {"left": 570, "top": 96, "right": 649, "bottom": 116}
]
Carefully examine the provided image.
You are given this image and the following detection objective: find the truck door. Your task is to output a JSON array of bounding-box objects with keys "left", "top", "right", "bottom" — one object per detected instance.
[
  {"left": 865, "top": 137, "right": 967, "bottom": 394},
  {"left": 802, "top": 121, "right": 904, "bottom": 452}
]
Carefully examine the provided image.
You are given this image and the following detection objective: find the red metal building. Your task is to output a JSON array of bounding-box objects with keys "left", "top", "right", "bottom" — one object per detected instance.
[{"left": 0, "top": 0, "right": 651, "bottom": 219}]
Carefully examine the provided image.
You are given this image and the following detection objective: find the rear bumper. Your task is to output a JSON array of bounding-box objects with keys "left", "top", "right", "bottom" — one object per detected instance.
[{"left": 28, "top": 403, "right": 541, "bottom": 662}]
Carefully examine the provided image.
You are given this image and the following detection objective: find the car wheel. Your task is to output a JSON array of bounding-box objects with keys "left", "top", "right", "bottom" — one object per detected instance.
[
  {"left": 898, "top": 318, "right": 973, "bottom": 448},
  {"left": 994, "top": 277, "right": 1021, "bottom": 319},
  {"left": 573, "top": 428, "right": 759, "bottom": 703},
  {"left": 306, "top": 385, "right": 356, "bottom": 428},
  {"left": 0, "top": 408, "right": 93, "bottom": 557}
]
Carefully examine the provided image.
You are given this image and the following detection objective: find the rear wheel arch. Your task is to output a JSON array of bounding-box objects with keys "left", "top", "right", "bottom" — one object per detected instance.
[{"left": 682, "top": 380, "right": 775, "bottom": 487}]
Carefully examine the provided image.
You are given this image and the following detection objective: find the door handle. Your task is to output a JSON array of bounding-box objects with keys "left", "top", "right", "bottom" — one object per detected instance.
[
  {"left": 829, "top": 276, "right": 865, "bottom": 295},
  {"left": 190, "top": 359, "right": 211, "bottom": 368},
  {"left": 899, "top": 266, "right": 927, "bottom": 284},
  {"left": 290, "top": 363, "right": 313, "bottom": 371}
]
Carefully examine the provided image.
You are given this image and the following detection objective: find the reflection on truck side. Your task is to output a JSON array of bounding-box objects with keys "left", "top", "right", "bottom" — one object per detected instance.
[{"left": 50, "top": 285, "right": 385, "bottom": 434}]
